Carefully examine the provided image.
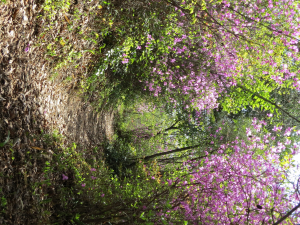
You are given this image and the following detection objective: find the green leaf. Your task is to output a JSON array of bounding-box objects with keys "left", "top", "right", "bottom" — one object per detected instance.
[{"left": 140, "top": 212, "right": 146, "bottom": 220}]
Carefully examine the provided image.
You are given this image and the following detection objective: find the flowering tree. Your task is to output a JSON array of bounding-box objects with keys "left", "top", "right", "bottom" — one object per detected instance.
[
  {"left": 136, "top": 120, "right": 300, "bottom": 224},
  {"left": 168, "top": 127, "right": 300, "bottom": 224},
  {"left": 123, "top": 0, "right": 300, "bottom": 119},
  {"left": 97, "top": 0, "right": 300, "bottom": 118}
]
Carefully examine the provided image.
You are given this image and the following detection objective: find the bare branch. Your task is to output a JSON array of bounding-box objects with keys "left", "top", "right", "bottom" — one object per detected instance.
[{"left": 236, "top": 85, "right": 300, "bottom": 124}]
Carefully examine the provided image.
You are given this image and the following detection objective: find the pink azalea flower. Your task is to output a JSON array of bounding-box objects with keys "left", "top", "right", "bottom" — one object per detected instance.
[
  {"left": 62, "top": 174, "right": 68, "bottom": 180},
  {"left": 25, "top": 44, "right": 30, "bottom": 52},
  {"left": 122, "top": 58, "right": 129, "bottom": 64}
]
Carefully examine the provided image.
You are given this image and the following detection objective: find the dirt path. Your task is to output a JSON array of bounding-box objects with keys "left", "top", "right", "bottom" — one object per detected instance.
[
  {"left": 0, "top": 0, "right": 114, "bottom": 144},
  {"left": 39, "top": 83, "right": 114, "bottom": 149},
  {"left": 0, "top": 1, "right": 114, "bottom": 223}
]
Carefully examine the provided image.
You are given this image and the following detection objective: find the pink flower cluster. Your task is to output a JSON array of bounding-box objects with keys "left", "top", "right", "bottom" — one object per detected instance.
[
  {"left": 165, "top": 122, "right": 300, "bottom": 224},
  {"left": 143, "top": 0, "right": 300, "bottom": 120}
]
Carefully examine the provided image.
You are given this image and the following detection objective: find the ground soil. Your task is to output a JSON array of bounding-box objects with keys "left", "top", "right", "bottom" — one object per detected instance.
[{"left": 0, "top": 0, "right": 114, "bottom": 223}]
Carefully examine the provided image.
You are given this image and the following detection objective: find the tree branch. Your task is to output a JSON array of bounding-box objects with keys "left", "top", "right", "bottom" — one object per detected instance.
[
  {"left": 273, "top": 202, "right": 300, "bottom": 225},
  {"left": 155, "top": 120, "right": 181, "bottom": 136},
  {"left": 128, "top": 144, "right": 203, "bottom": 167},
  {"left": 236, "top": 85, "right": 300, "bottom": 124}
]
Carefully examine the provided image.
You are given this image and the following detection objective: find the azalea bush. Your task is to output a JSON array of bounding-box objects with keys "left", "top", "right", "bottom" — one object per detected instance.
[
  {"left": 165, "top": 119, "right": 300, "bottom": 224},
  {"left": 138, "top": 0, "right": 300, "bottom": 116},
  {"left": 88, "top": 0, "right": 300, "bottom": 123}
]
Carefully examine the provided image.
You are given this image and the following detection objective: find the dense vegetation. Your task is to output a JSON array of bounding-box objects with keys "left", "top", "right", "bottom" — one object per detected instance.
[{"left": 1, "top": 0, "right": 300, "bottom": 224}]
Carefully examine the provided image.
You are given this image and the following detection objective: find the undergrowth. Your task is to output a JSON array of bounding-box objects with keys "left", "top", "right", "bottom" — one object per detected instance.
[{"left": 0, "top": 126, "right": 170, "bottom": 224}]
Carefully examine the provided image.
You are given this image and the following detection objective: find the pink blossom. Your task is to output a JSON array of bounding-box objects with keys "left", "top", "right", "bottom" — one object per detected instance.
[
  {"left": 284, "top": 127, "right": 292, "bottom": 136},
  {"left": 122, "top": 58, "right": 129, "bottom": 64},
  {"left": 246, "top": 128, "right": 252, "bottom": 136},
  {"left": 273, "top": 126, "right": 282, "bottom": 132},
  {"left": 25, "top": 44, "right": 30, "bottom": 52},
  {"left": 62, "top": 174, "right": 68, "bottom": 180}
]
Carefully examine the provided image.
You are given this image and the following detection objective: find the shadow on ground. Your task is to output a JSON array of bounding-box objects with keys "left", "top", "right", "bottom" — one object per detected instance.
[{"left": 0, "top": 0, "right": 115, "bottom": 224}]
